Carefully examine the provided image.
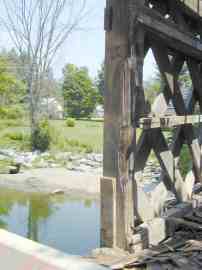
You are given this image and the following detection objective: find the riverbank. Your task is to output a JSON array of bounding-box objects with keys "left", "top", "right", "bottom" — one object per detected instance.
[
  {"left": 0, "top": 148, "right": 163, "bottom": 201},
  {"left": 0, "top": 168, "right": 100, "bottom": 199}
]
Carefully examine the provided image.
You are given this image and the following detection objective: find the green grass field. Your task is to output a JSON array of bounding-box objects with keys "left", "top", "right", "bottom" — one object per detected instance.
[
  {"left": 0, "top": 119, "right": 103, "bottom": 153},
  {"left": 51, "top": 120, "right": 103, "bottom": 153},
  {"left": 0, "top": 119, "right": 192, "bottom": 176}
]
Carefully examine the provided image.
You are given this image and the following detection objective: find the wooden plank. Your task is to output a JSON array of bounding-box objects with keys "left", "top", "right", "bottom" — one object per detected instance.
[
  {"left": 169, "top": 1, "right": 190, "bottom": 31},
  {"left": 167, "top": 217, "right": 202, "bottom": 230},
  {"left": 100, "top": 177, "right": 117, "bottom": 248},
  {"left": 184, "top": 125, "right": 201, "bottom": 180},
  {"left": 150, "top": 45, "right": 191, "bottom": 200},
  {"left": 103, "top": 0, "right": 131, "bottom": 249},
  {"left": 151, "top": 45, "right": 186, "bottom": 115},
  {"left": 130, "top": 27, "right": 147, "bottom": 121},
  {"left": 137, "top": 6, "right": 202, "bottom": 61},
  {"left": 134, "top": 131, "right": 152, "bottom": 174},
  {"left": 187, "top": 58, "right": 202, "bottom": 108},
  {"left": 139, "top": 115, "right": 202, "bottom": 129},
  {"left": 151, "top": 129, "right": 187, "bottom": 201},
  {"left": 152, "top": 42, "right": 201, "bottom": 183},
  {"left": 118, "top": 60, "right": 135, "bottom": 248},
  {"left": 151, "top": 0, "right": 202, "bottom": 22}
]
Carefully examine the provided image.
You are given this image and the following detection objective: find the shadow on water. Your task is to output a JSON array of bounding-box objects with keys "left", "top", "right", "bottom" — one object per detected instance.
[{"left": 0, "top": 188, "right": 100, "bottom": 256}]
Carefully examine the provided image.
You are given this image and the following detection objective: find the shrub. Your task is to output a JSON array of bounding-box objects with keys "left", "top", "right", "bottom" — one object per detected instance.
[
  {"left": 3, "top": 131, "right": 30, "bottom": 150},
  {"left": 31, "top": 119, "right": 52, "bottom": 152},
  {"left": 5, "top": 131, "right": 24, "bottom": 141},
  {"left": 0, "top": 107, "right": 8, "bottom": 118},
  {"left": 66, "top": 118, "right": 76, "bottom": 127},
  {"left": 6, "top": 106, "right": 24, "bottom": 119},
  {"left": 0, "top": 105, "right": 24, "bottom": 120},
  {"left": 81, "top": 143, "right": 93, "bottom": 153}
]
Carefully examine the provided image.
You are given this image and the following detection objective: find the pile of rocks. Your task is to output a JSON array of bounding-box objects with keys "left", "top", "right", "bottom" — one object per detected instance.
[
  {"left": 0, "top": 149, "right": 103, "bottom": 174},
  {"left": 143, "top": 161, "right": 161, "bottom": 182},
  {"left": 139, "top": 161, "right": 162, "bottom": 192},
  {"left": 0, "top": 149, "right": 161, "bottom": 182},
  {"left": 67, "top": 153, "right": 103, "bottom": 174}
]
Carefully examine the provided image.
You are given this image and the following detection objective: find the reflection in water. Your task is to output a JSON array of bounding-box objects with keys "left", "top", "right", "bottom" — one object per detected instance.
[
  {"left": 27, "top": 195, "right": 55, "bottom": 242},
  {"left": 0, "top": 189, "right": 100, "bottom": 255}
]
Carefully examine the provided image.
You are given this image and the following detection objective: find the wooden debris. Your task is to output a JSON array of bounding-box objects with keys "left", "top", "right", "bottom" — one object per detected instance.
[
  {"left": 110, "top": 208, "right": 202, "bottom": 269},
  {"left": 167, "top": 217, "right": 202, "bottom": 231}
]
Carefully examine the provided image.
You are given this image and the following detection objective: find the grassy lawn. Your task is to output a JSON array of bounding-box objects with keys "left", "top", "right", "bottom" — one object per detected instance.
[
  {"left": 51, "top": 120, "right": 103, "bottom": 153},
  {"left": 0, "top": 119, "right": 170, "bottom": 154},
  {"left": 0, "top": 119, "right": 103, "bottom": 153},
  {"left": 0, "top": 119, "right": 192, "bottom": 175}
]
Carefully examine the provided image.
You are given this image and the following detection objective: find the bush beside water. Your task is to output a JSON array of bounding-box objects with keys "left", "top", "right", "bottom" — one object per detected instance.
[
  {"left": 0, "top": 117, "right": 103, "bottom": 153},
  {"left": 32, "top": 119, "right": 52, "bottom": 152}
]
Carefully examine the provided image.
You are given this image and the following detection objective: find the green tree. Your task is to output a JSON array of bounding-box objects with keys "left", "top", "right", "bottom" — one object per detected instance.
[
  {"left": 96, "top": 62, "right": 104, "bottom": 103},
  {"left": 0, "top": 56, "right": 25, "bottom": 106},
  {"left": 63, "top": 64, "right": 99, "bottom": 118},
  {"left": 2, "top": 1, "right": 89, "bottom": 150},
  {"left": 144, "top": 78, "right": 161, "bottom": 104},
  {"left": 0, "top": 49, "right": 29, "bottom": 83}
]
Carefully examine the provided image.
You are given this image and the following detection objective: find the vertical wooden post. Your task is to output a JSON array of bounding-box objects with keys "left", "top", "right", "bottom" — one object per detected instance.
[{"left": 101, "top": 0, "right": 134, "bottom": 249}]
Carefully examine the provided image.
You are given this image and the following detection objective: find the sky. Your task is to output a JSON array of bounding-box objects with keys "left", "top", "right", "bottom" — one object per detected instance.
[
  {"left": 53, "top": 0, "right": 106, "bottom": 79},
  {"left": 0, "top": 0, "right": 155, "bottom": 81},
  {"left": 54, "top": 0, "right": 155, "bottom": 80},
  {"left": 54, "top": 0, "right": 155, "bottom": 81}
]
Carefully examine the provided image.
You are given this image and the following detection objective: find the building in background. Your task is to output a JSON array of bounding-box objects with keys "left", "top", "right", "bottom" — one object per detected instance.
[{"left": 40, "top": 97, "right": 63, "bottom": 119}]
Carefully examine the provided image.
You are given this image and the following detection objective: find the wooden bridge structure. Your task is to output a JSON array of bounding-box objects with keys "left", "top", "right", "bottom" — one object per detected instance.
[{"left": 101, "top": 0, "right": 202, "bottom": 253}]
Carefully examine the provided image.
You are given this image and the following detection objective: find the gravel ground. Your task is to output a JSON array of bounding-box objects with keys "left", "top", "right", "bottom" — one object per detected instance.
[{"left": 0, "top": 168, "right": 101, "bottom": 199}]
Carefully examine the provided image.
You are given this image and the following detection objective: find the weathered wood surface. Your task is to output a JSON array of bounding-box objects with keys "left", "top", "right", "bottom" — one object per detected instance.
[
  {"left": 103, "top": 0, "right": 135, "bottom": 249},
  {"left": 139, "top": 115, "right": 202, "bottom": 129},
  {"left": 137, "top": 6, "right": 202, "bottom": 61},
  {"left": 110, "top": 203, "right": 202, "bottom": 269},
  {"left": 149, "top": 0, "right": 202, "bottom": 17},
  {"left": 103, "top": 0, "right": 202, "bottom": 251},
  {"left": 94, "top": 196, "right": 202, "bottom": 269}
]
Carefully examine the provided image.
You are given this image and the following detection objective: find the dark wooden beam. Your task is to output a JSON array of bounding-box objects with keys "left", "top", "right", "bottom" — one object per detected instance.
[
  {"left": 151, "top": 0, "right": 202, "bottom": 22},
  {"left": 137, "top": 6, "right": 202, "bottom": 61}
]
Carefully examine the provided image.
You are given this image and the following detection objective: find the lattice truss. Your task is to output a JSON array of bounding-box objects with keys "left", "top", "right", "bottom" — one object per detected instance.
[{"left": 123, "top": 0, "right": 202, "bottom": 204}]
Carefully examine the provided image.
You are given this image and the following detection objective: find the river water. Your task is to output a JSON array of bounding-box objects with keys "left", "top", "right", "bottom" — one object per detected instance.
[{"left": 0, "top": 188, "right": 100, "bottom": 256}]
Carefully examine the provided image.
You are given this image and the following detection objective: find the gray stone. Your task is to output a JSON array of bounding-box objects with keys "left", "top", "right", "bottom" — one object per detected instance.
[
  {"left": 150, "top": 182, "right": 170, "bottom": 216},
  {"left": 140, "top": 218, "right": 168, "bottom": 246},
  {"left": 136, "top": 186, "right": 155, "bottom": 222}
]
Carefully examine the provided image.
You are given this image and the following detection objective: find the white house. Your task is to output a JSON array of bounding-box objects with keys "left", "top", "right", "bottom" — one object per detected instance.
[
  {"left": 40, "top": 97, "right": 63, "bottom": 119},
  {"left": 93, "top": 105, "right": 104, "bottom": 118}
]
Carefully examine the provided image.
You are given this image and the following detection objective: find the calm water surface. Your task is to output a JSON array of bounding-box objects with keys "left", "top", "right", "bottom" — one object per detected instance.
[{"left": 0, "top": 188, "right": 100, "bottom": 256}]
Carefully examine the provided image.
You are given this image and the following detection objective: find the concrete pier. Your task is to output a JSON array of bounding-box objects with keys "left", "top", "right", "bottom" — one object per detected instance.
[{"left": 0, "top": 229, "right": 107, "bottom": 270}]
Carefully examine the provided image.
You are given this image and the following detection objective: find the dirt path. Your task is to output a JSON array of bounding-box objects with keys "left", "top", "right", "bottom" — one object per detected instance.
[{"left": 0, "top": 168, "right": 100, "bottom": 198}]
